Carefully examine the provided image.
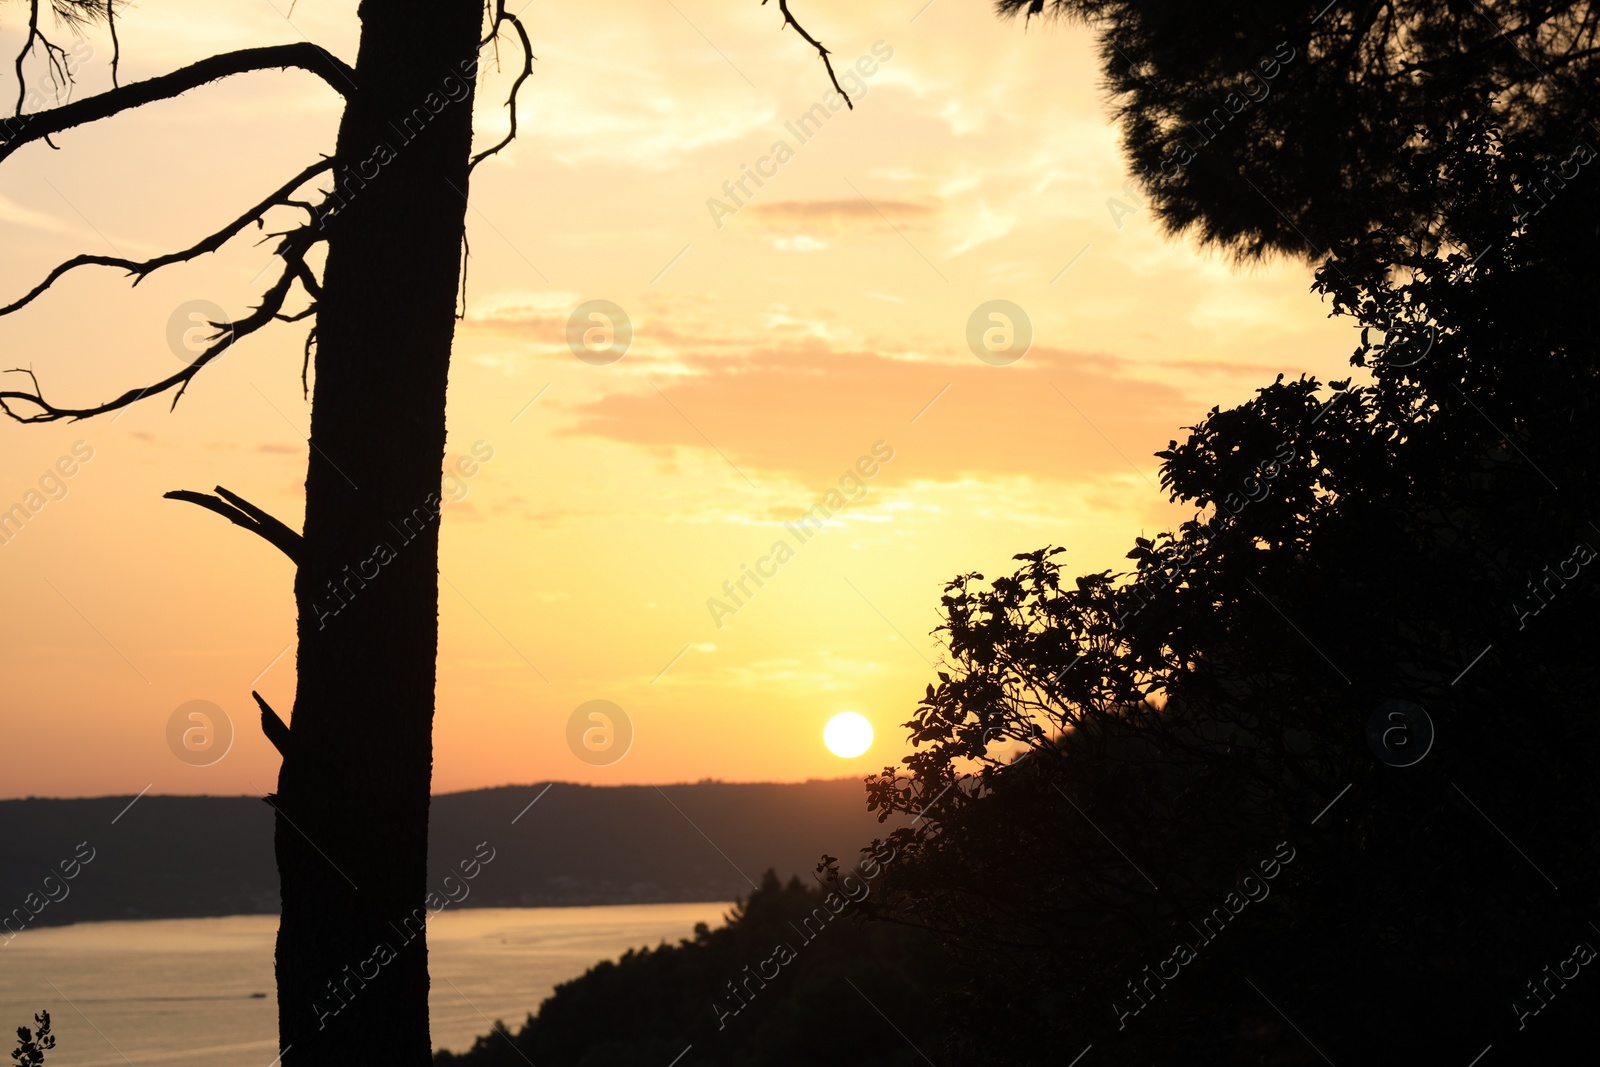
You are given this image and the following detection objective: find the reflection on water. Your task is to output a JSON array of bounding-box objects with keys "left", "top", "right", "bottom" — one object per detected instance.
[{"left": 0, "top": 903, "right": 732, "bottom": 1066}]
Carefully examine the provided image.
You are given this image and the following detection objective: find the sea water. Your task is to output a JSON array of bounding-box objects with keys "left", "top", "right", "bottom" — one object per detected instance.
[{"left": 0, "top": 903, "right": 731, "bottom": 1066}]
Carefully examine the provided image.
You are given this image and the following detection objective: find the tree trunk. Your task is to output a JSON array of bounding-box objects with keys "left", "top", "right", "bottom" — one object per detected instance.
[{"left": 274, "top": 2, "right": 482, "bottom": 1064}]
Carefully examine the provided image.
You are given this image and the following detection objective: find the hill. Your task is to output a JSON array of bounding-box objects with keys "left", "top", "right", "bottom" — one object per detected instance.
[
  {"left": 433, "top": 869, "right": 951, "bottom": 1067},
  {"left": 0, "top": 779, "right": 893, "bottom": 926}
]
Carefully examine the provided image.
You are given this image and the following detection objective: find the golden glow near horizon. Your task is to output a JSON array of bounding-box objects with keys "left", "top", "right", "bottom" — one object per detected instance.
[{"left": 0, "top": 0, "right": 1356, "bottom": 798}]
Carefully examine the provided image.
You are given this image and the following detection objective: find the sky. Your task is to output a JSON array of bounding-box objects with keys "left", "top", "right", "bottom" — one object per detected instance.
[{"left": 0, "top": 0, "right": 1357, "bottom": 798}]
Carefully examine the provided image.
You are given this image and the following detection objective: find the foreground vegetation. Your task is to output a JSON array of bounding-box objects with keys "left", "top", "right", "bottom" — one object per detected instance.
[{"left": 434, "top": 870, "right": 948, "bottom": 1067}]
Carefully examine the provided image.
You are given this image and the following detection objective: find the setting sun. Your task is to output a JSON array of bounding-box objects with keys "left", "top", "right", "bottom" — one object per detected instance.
[{"left": 823, "top": 712, "right": 874, "bottom": 759}]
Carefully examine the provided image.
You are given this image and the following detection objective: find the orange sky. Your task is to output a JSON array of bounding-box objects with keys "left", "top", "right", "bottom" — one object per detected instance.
[{"left": 0, "top": 0, "right": 1357, "bottom": 798}]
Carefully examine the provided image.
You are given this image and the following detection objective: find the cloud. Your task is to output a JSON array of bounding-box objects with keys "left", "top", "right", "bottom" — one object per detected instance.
[
  {"left": 560, "top": 343, "right": 1191, "bottom": 488},
  {"left": 0, "top": 193, "right": 80, "bottom": 238},
  {"left": 747, "top": 198, "right": 936, "bottom": 229},
  {"left": 946, "top": 199, "right": 1017, "bottom": 257},
  {"left": 460, "top": 290, "right": 578, "bottom": 345},
  {"left": 771, "top": 235, "right": 832, "bottom": 253}
]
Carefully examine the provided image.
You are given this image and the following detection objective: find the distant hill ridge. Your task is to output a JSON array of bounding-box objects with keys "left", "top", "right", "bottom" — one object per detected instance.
[{"left": 0, "top": 779, "right": 891, "bottom": 926}]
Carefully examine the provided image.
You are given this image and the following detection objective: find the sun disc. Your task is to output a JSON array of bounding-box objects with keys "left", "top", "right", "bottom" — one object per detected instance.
[{"left": 823, "top": 712, "right": 874, "bottom": 758}]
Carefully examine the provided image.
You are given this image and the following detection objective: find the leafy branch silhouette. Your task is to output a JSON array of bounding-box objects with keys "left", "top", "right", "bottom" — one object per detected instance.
[{"left": 11, "top": 1011, "right": 53, "bottom": 1067}]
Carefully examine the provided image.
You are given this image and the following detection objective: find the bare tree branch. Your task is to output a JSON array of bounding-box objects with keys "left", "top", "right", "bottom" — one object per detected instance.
[
  {"left": 0, "top": 226, "right": 320, "bottom": 422},
  {"left": 163, "top": 484, "right": 305, "bottom": 564},
  {"left": 290, "top": 255, "right": 323, "bottom": 299},
  {"left": 253, "top": 690, "right": 293, "bottom": 756},
  {"left": 0, "top": 159, "right": 333, "bottom": 318},
  {"left": 469, "top": 4, "right": 535, "bottom": 172},
  {"left": 300, "top": 324, "right": 316, "bottom": 399},
  {"left": 105, "top": 0, "right": 118, "bottom": 86},
  {"left": 14, "top": 0, "right": 72, "bottom": 115},
  {"left": 764, "top": 0, "right": 851, "bottom": 109},
  {"left": 14, "top": 2, "right": 125, "bottom": 105},
  {"left": 0, "top": 44, "right": 356, "bottom": 163}
]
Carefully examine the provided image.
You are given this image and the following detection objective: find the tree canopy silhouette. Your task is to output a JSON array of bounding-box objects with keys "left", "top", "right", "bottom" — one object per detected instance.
[
  {"left": 858, "top": 15, "right": 1600, "bottom": 1059},
  {"left": 999, "top": 0, "right": 1600, "bottom": 259},
  {"left": 435, "top": 870, "right": 949, "bottom": 1067}
]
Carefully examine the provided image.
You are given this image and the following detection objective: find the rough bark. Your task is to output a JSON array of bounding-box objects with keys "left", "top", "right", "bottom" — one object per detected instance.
[{"left": 273, "top": 2, "right": 482, "bottom": 1063}]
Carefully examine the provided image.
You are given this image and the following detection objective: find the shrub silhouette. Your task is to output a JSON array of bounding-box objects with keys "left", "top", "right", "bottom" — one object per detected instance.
[
  {"left": 861, "top": 120, "right": 1600, "bottom": 1064},
  {"left": 435, "top": 870, "right": 949, "bottom": 1067},
  {"left": 11, "top": 1012, "right": 53, "bottom": 1067}
]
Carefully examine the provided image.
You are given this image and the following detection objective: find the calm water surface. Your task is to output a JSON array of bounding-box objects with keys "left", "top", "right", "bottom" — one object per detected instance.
[{"left": 0, "top": 904, "right": 732, "bottom": 1066}]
